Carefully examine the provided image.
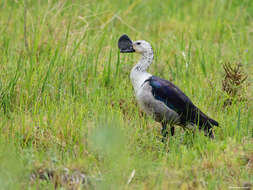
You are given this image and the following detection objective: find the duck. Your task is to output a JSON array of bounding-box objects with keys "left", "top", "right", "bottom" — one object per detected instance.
[{"left": 118, "top": 34, "right": 219, "bottom": 140}]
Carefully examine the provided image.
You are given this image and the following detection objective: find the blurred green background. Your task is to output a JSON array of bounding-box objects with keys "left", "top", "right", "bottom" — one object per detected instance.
[{"left": 0, "top": 0, "right": 252, "bottom": 189}]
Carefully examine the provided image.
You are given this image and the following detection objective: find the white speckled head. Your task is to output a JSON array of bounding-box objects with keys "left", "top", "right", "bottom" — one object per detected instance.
[{"left": 133, "top": 40, "right": 153, "bottom": 54}]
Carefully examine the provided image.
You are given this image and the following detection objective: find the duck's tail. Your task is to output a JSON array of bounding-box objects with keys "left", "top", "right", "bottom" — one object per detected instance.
[
  {"left": 199, "top": 112, "right": 219, "bottom": 138},
  {"left": 191, "top": 109, "right": 219, "bottom": 138}
]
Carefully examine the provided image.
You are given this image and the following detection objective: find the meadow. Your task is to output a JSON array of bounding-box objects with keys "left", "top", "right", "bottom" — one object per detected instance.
[{"left": 0, "top": 0, "right": 252, "bottom": 189}]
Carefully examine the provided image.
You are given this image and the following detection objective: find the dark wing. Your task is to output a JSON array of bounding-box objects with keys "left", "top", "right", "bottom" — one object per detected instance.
[{"left": 146, "top": 76, "right": 218, "bottom": 129}]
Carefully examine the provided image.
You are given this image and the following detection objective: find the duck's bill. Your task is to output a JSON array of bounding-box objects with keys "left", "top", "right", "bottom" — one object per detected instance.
[{"left": 118, "top": 34, "right": 135, "bottom": 53}]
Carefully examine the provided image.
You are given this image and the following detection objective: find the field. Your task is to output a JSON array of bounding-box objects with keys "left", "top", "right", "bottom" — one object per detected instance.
[{"left": 0, "top": 0, "right": 252, "bottom": 189}]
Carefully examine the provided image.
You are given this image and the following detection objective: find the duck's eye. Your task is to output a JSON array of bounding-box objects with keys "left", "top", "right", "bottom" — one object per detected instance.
[{"left": 136, "top": 42, "right": 141, "bottom": 45}]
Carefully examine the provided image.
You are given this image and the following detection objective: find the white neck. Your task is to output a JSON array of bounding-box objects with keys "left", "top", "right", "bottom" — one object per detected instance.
[{"left": 130, "top": 51, "right": 154, "bottom": 94}]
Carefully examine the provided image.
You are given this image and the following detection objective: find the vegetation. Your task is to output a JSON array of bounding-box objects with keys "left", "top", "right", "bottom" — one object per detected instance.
[{"left": 0, "top": 0, "right": 252, "bottom": 189}]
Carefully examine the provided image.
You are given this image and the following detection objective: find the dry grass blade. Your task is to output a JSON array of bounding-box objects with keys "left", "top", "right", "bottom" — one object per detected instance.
[{"left": 127, "top": 169, "right": 136, "bottom": 185}]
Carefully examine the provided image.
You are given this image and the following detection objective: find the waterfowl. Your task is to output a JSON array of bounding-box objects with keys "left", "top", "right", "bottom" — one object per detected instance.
[{"left": 118, "top": 34, "right": 219, "bottom": 140}]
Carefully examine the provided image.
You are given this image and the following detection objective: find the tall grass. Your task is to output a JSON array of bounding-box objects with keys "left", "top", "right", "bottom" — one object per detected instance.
[{"left": 0, "top": 0, "right": 252, "bottom": 189}]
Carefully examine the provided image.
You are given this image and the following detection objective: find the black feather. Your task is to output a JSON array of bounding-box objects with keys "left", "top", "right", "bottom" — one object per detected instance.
[{"left": 146, "top": 76, "right": 218, "bottom": 135}]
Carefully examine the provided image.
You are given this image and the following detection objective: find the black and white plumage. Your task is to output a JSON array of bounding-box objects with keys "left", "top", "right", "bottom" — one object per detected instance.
[{"left": 118, "top": 34, "right": 219, "bottom": 140}]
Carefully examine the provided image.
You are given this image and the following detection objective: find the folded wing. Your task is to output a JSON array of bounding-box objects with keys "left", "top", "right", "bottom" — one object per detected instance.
[{"left": 146, "top": 76, "right": 219, "bottom": 130}]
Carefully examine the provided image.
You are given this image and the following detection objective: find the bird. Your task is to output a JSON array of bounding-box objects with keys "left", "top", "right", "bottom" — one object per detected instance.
[{"left": 118, "top": 34, "right": 219, "bottom": 140}]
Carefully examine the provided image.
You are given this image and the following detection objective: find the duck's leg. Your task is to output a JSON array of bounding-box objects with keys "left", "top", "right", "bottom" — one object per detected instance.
[
  {"left": 161, "top": 122, "right": 168, "bottom": 142},
  {"left": 170, "top": 126, "right": 175, "bottom": 136}
]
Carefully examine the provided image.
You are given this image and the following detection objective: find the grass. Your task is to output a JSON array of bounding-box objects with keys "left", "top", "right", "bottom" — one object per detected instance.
[{"left": 0, "top": 0, "right": 252, "bottom": 189}]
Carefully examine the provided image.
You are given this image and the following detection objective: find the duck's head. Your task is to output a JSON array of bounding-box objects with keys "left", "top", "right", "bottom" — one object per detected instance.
[{"left": 118, "top": 34, "right": 152, "bottom": 54}]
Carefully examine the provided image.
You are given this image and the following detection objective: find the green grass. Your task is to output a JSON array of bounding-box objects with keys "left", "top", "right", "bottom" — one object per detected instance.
[{"left": 0, "top": 0, "right": 252, "bottom": 189}]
